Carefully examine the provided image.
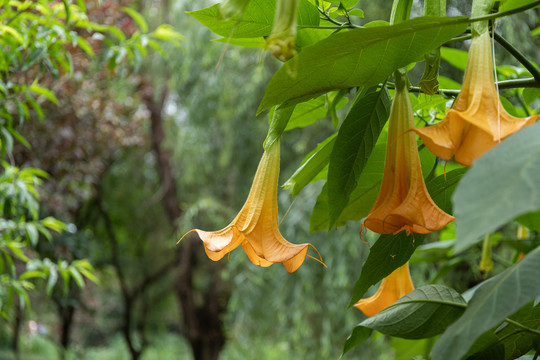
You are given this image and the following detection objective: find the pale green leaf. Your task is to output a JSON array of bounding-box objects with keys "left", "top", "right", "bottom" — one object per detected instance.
[
  {"left": 431, "top": 246, "right": 540, "bottom": 360},
  {"left": 453, "top": 122, "right": 540, "bottom": 253}
]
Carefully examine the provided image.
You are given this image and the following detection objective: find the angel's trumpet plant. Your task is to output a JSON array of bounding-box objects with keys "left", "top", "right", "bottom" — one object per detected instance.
[
  {"left": 354, "top": 262, "right": 414, "bottom": 316},
  {"left": 266, "top": 0, "right": 299, "bottom": 61},
  {"left": 179, "top": 138, "right": 322, "bottom": 273},
  {"left": 413, "top": 30, "right": 539, "bottom": 166},
  {"left": 363, "top": 70, "right": 454, "bottom": 235}
]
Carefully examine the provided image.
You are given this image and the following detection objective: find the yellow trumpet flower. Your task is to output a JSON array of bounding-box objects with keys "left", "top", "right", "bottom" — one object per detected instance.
[
  {"left": 179, "top": 139, "right": 322, "bottom": 273},
  {"left": 363, "top": 71, "right": 454, "bottom": 235},
  {"left": 414, "top": 31, "right": 539, "bottom": 166},
  {"left": 354, "top": 262, "right": 414, "bottom": 317}
]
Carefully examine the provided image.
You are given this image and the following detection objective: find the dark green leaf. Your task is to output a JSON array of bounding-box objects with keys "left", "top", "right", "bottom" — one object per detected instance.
[
  {"left": 342, "top": 326, "right": 372, "bottom": 356},
  {"left": 309, "top": 140, "right": 385, "bottom": 232},
  {"left": 453, "top": 122, "right": 540, "bottom": 253},
  {"left": 431, "top": 246, "right": 540, "bottom": 360},
  {"left": 348, "top": 232, "right": 426, "bottom": 308},
  {"left": 328, "top": 89, "right": 391, "bottom": 228},
  {"left": 359, "top": 285, "right": 466, "bottom": 339},
  {"left": 258, "top": 16, "right": 468, "bottom": 113}
]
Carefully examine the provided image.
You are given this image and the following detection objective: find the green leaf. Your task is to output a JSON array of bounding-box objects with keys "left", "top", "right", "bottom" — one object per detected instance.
[
  {"left": 342, "top": 326, "right": 372, "bottom": 356},
  {"left": 348, "top": 9, "right": 364, "bottom": 17},
  {"left": 431, "top": 246, "right": 540, "bottom": 360},
  {"left": 499, "top": 0, "right": 540, "bottom": 12},
  {"left": 29, "top": 81, "right": 59, "bottom": 105},
  {"left": 522, "top": 88, "right": 540, "bottom": 106},
  {"left": 516, "top": 210, "right": 540, "bottom": 232},
  {"left": 427, "top": 168, "right": 468, "bottom": 214},
  {"left": 327, "top": 88, "right": 390, "bottom": 228},
  {"left": 453, "top": 122, "right": 540, "bottom": 253},
  {"left": 359, "top": 285, "right": 467, "bottom": 339},
  {"left": 348, "top": 232, "right": 426, "bottom": 308},
  {"left": 151, "top": 24, "right": 184, "bottom": 44},
  {"left": 469, "top": 303, "right": 540, "bottom": 359},
  {"left": 257, "top": 16, "right": 468, "bottom": 113},
  {"left": 283, "top": 133, "right": 336, "bottom": 196},
  {"left": 188, "top": 0, "right": 319, "bottom": 40},
  {"left": 309, "top": 139, "right": 385, "bottom": 232},
  {"left": 122, "top": 7, "right": 148, "bottom": 33},
  {"left": 20, "top": 270, "right": 47, "bottom": 280},
  {"left": 440, "top": 46, "right": 468, "bottom": 70}
]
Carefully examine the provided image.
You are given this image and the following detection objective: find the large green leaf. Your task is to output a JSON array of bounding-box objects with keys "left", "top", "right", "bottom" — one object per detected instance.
[
  {"left": 351, "top": 285, "right": 466, "bottom": 343},
  {"left": 468, "top": 303, "right": 540, "bottom": 359},
  {"left": 327, "top": 88, "right": 391, "bottom": 228},
  {"left": 453, "top": 122, "right": 540, "bottom": 253},
  {"left": 188, "top": 0, "right": 319, "bottom": 39},
  {"left": 257, "top": 16, "right": 468, "bottom": 112},
  {"left": 431, "top": 246, "right": 540, "bottom": 360}
]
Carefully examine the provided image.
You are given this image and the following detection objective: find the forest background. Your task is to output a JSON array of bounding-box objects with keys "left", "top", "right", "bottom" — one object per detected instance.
[{"left": 0, "top": 0, "right": 539, "bottom": 359}]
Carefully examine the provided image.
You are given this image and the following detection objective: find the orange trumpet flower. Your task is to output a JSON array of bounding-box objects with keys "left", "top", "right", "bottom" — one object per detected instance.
[
  {"left": 363, "top": 71, "right": 454, "bottom": 235},
  {"left": 179, "top": 139, "right": 322, "bottom": 273},
  {"left": 354, "top": 262, "right": 414, "bottom": 317},
  {"left": 414, "top": 31, "right": 539, "bottom": 166}
]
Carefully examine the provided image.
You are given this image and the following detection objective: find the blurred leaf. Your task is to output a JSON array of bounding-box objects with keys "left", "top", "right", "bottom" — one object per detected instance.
[
  {"left": 19, "top": 270, "right": 46, "bottom": 280},
  {"left": 349, "top": 9, "right": 364, "bottom": 17},
  {"left": 122, "top": 7, "right": 149, "bottom": 33},
  {"left": 431, "top": 246, "right": 540, "bottom": 360},
  {"left": 516, "top": 211, "right": 540, "bottom": 232},
  {"left": 29, "top": 81, "right": 59, "bottom": 105},
  {"left": 358, "top": 285, "right": 466, "bottom": 339},
  {"left": 440, "top": 46, "right": 468, "bottom": 70},
  {"left": 453, "top": 122, "right": 540, "bottom": 253},
  {"left": 258, "top": 16, "right": 468, "bottom": 112},
  {"left": 41, "top": 216, "right": 67, "bottom": 233},
  {"left": 522, "top": 88, "right": 540, "bottom": 106},
  {"left": 151, "top": 24, "right": 184, "bottom": 44},
  {"left": 499, "top": 0, "right": 540, "bottom": 12}
]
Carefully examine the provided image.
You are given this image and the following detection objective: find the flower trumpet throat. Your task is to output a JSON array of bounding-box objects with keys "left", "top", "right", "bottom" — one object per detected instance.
[
  {"left": 413, "top": 31, "right": 539, "bottom": 167},
  {"left": 354, "top": 262, "right": 414, "bottom": 317},
  {"left": 178, "top": 139, "right": 324, "bottom": 273},
  {"left": 363, "top": 71, "right": 454, "bottom": 235},
  {"left": 266, "top": 0, "right": 299, "bottom": 61}
]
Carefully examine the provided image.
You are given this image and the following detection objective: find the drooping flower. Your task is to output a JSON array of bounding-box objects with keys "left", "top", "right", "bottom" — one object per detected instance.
[
  {"left": 179, "top": 138, "right": 322, "bottom": 273},
  {"left": 413, "top": 30, "right": 539, "bottom": 166},
  {"left": 265, "top": 0, "right": 299, "bottom": 61},
  {"left": 354, "top": 262, "right": 414, "bottom": 317},
  {"left": 363, "top": 70, "right": 454, "bottom": 235}
]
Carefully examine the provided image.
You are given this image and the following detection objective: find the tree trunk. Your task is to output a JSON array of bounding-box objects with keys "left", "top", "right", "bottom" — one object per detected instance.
[
  {"left": 140, "top": 80, "right": 230, "bottom": 360},
  {"left": 11, "top": 301, "right": 22, "bottom": 360}
]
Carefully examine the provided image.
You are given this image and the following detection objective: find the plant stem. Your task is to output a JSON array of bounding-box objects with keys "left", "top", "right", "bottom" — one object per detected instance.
[
  {"left": 469, "top": 0, "right": 540, "bottom": 23},
  {"left": 493, "top": 32, "right": 540, "bottom": 83},
  {"left": 394, "top": 77, "right": 538, "bottom": 96},
  {"left": 505, "top": 318, "right": 540, "bottom": 336}
]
